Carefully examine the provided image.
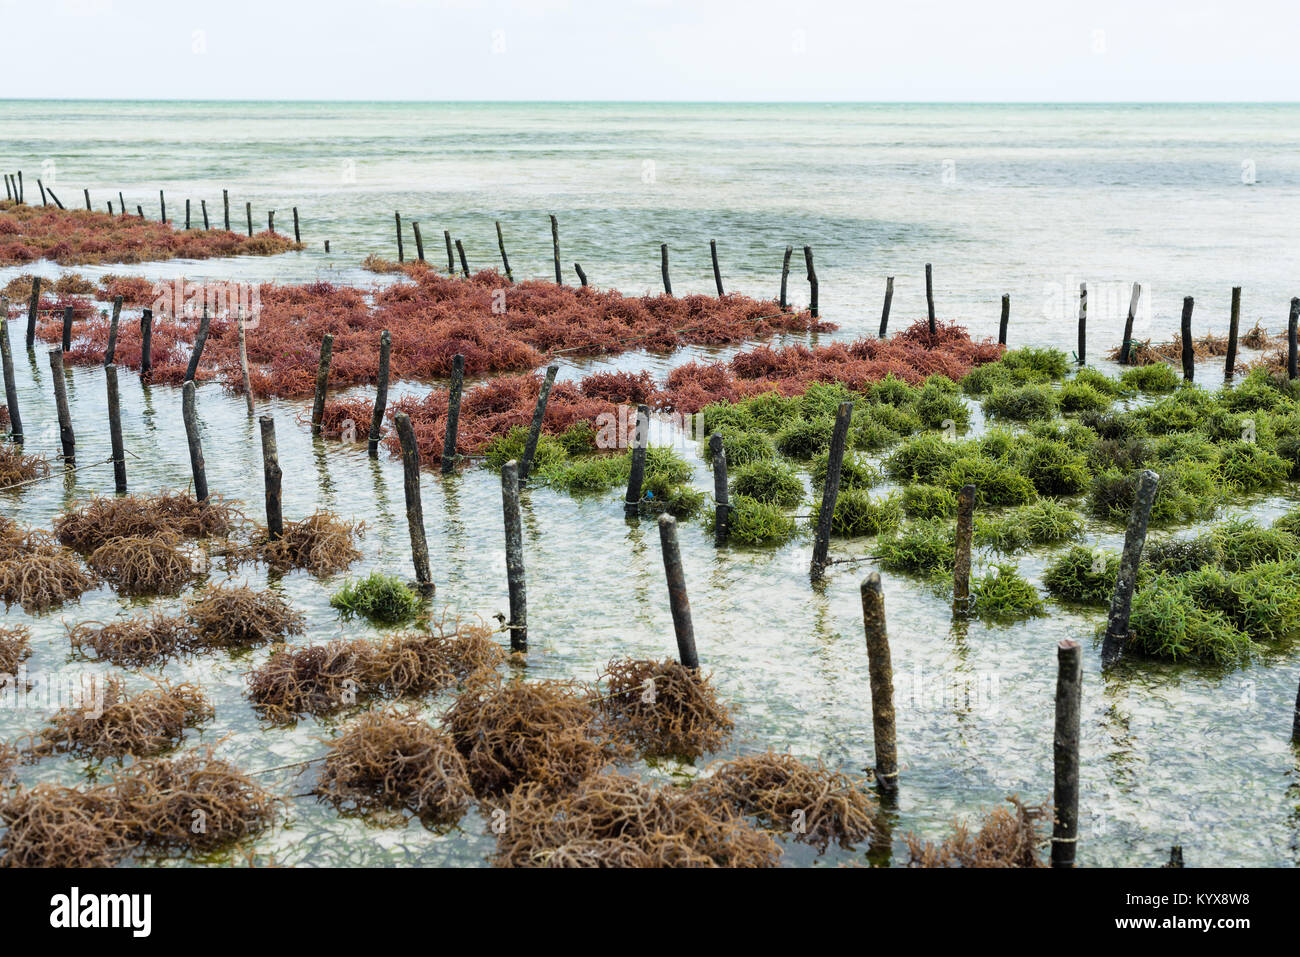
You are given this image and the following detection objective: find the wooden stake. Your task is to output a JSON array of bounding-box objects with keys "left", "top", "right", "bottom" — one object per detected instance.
[
  {"left": 394, "top": 411, "right": 433, "bottom": 592},
  {"left": 861, "top": 572, "right": 898, "bottom": 796},
  {"left": 104, "top": 295, "right": 122, "bottom": 365},
  {"left": 574, "top": 263, "right": 588, "bottom": 287},
  {"left": 140, "top": 308, "right": 153, "bottom": 376},
  {"left": 0, "top": 310, "right": 22, "bottom": 444},
  {"left": 245, "top": 201, "right": 253, "bottom": 237},
  {"left": 444, "top": 230, "right": 455, "bottom": 274},
  {"left": 47, "top": 188, "right": 64, "bottom": 210},
  {"left": 310, "top": 334, "right": 333, "bottom": 436},
  {"left": 259, "top": 415, "right": 283, "bottom": 540},
  {"left": 519, "top": 364, "right": 558, "bottom": 483},
  {"left": 368, "top": 330, "right": 390, "bottom": 458},
  {"left": 1077, "top": 282, "right": 1087, "bottom": 365},
  {"left": 394, "top": 211, "right": 404, "bottom": 262},
  {"left": 1101, "top": 469, "right": 1159, "bottom": 667},
  {"left": 1051, "top": 638, "right": 1082, "bottom": 868},
  {"left": 184, "top": 305, "right": 211, "bottom": 382},
  {"left": 495, "top": 220, "right": 513, "bottom": 282},
  {"left": 84, "top": 188, "right": 91, "bottom": 211},
  {"left": 1292, "top": 672, "right": 1300, "bottom": 745},
  {"left": 550, "top": 214, "right": 562, "bottom": 284},
  {"left": 998, "top": 294, "right": 1010, "bottom": 346},
  {"left": 1180, "top": 296, "right": 1195, "bottom": 382},
  {"left": 105, "top": 363, "right": 126, "bottom": 494},
  {"left": 37, "top": 180, "right": 47, "bottom": 206},
  {"left": 710, "top": 239, "right": 724, "bottom": 296},
  {"left": 185, "top": 198, "right": 190, "bottom": 229},
  {"left": 237, "top": 309, "right": 254, "bottom": 417},
  {"left": 25, "top": 277, "right": 40, "bottom": 350},
  {"left": 441, "top": 352, "right": 465, "bottom": 474},
  {"left": 119, "top": 190, "right": 126, "bottom": 217},
  {"left": 925, "top": 262, "right": 935, "bottom": 334},
  {"left": 779, "top": 246, "right": 792, "bottom": 311},
  {"left": 411, "top": 221, "right": 424, "bottom": 262},
  {"left": 804, "top": 245, "right": 818, "bottom": 318},
  {"left": 455, "top": 239, "right": 469, "bottom": 277},
  {"left": 501, "top": 460, "right": 527, "bottom": 651},
  {"left": 182, "top": 380, "right": 207, "bottom": 502},
  {"left": 953, "top": 483, "right": 976, "bottom": 615},
  {"left": 624, "top": 403, "right": 650, "bottom": 516},
  {"left": 49, "top": 348, "right": 75, "bottom": 464},
  {"left": 201, "top": 199, "right": 209, "bottom": 230},
  {"left": 659, "top": 514, "right": 699, "bottom": 669},
  {"left": 137, "top": 205, "right": 144, "bottom": 219},
  {"left": 159, "top": 190, "right": 166, "bottom": 223},
  {"left": 61, "top": 305, "right": 73, "bottom": 352},
  {"left": 879, "top": 276, "right": 894, "bottom": 338},
  {"left": 710, "top": 432, "right": 729, "bottom": 545},
  {"left": 223, "top": 189, "right": 230, "bottom": 231},
  {"left": 811, "top": 400, "right": 853, "bottom": 580},
  {"left": 267, "top": 210, "right": 275, "bottom": 234},
  {"left": 660, "top": 243, "right": 672, "bottom": 296},
  {"left": 1289, "top": 297, "right": 1300, "bottom": 381},
  {"left": 292, "top": 207, "right": 300, "bottom": 244},
  {"left": 1225, "top": 286, "right": 1241, "bottom": 381}
]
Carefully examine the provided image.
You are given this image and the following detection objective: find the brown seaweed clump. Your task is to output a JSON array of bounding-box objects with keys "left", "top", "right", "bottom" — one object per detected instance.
[
  {"left": 443, "top": 674, "right": 620, "bottom": 799},
  {"left": 361, "top": 623, "right": 505, "bottom": 697},
  {"left": 315, "top": 708, "right": 474, "bottom": 827},
  {"left": 253, "top": 511, "right": 363, "bottom": 576},
  {"left": 29, "top": 676, "right": 212, "bottom": 760},
  {"left": 53, "top": 491, "right": 240, "bottom": 552},
  {"left": 0, "top": 624, "right": 31, "bottom": 672},
  {"left": 905, "top": 796, "right": 1050, "bottom": 868},
  {"left": 0, "top": 783, "right": 128, "bottom": 868},
  {"left": 68, "top": 614, "right": 199, "bottom": 667},
  {"left": 697, "top": 751, "right": 877, "bottom": 853},
  {"left": 0, "top": 740, "right": 17, "bottom": 783},
  {"left": 597, "top": 657, "right": 733, "bottom": 760},
  {"left": 0, "top": 443, "right": 49, "bottom": 488},
  {"left": 0, "top": 520, "right": 97, "bottom": 612},
  {"left": 247, "top": 640, "right": 368, "bottom": 721},
  {"left": 113, "top": 747, "right": 279, "bottom": 852},
  {"left": 492, "top": 772, "right": 782, "bottom": 868},
  {"left": 86, "top": 532, "right": 197, "bottom": 595},
  {"left": 187, "top": 582, "right": 304, "bottom": 647}
]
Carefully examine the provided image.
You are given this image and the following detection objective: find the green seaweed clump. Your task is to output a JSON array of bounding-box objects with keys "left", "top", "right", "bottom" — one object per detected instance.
[
  {"left": 875, "top": 520, "right": 956, "bottom": 575},
  {"left": 331, "top": 572, "right": 423, "bottom": 625},
  {"left": 715, "top": 495, "right": 798, "bottom": 546},
  {"left": 1043, "top": 545, "right": 1117, "bottom": 606},
  {"left": 730, "top": 460, "right": 805, "bottom": 507},
  {"left": 969, "top": 564, "right": 1044, "bottom": 621}
]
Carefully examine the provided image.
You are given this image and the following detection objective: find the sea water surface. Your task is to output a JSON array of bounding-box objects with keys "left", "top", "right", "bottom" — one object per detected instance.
[{"left": 2, "top": 102, "right": 1300, "bottom": 866}]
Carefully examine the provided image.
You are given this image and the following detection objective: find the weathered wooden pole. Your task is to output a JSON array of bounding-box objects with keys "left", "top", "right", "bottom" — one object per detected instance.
[
  {"left": 1292, "top": 674, "right": 1300, "bottom": 745},
  {"left": 310, "top": 334, "right": 333, "bottom": 436},
  {"left": 234, "top": 309, "right": 254, "bottom": 416},
  {"left": 84, "top": 188, "right": 91, "bottom": 211},
  {"left": 710, "top": 239, "right": 724, "bottom": 296},
  {"left": 455, "top": 239, "right": 469, "bottom": 277},
  {"left": 998, "top": 294, "right": 1010, "bottom": 346},
  {"left": 710, "top": 433, "right": 729, "bottom": 545},
  {"left": 184, "top": 305, "right": 211, "bottom": 382},
  {"left": 1289, "top": 297, "right": 1300, "bottom": 381},
  {"left": 245, "top": 201, "right": 253, "bottom": 237},
  {"left": 185, "top": 198, "right": 190, "bottom": 229},
  {"left": 159, "top": 190, "right": 166, "bottom": 223},
  {"left": 0, "top": 307, "right": 23, "bottom": 444},
  {"left": 61, "top": 305, "right": 73, "bottom": 352},
  {"left": 779, "top": 245, "right": 792, "bottom": 311},
  {"left": 624, "top": 403, "right": 650, "bottom": 516},
  {"left": 140, "top": 307, "right": 153, "bottom": 376},
  {"left": 1180, "top": 296, "right": 1195, "bottom": 382},
  {"left": 443, "top": 230, "right": 455, "bottom": 274},
  {"left": 223, "top": 189, "right": 230, "bottom": 231},
  {"left": 267, "top": 210, "right": 275, "bottom": 234},
  {"left": 1051, "top": 638, "right": 1082, "bottom": 868},
  {"left": 441, "top": 352, "right": 465, "bottom": 474},
  {"left": 182, "top": 380, "right": 208, "bottom": 502},
  {"left": 411, "top": 221, "right": 424, "bottom": 262},
  {"left": 878, "top": 276, "right": 894, "bottom": 338},
  {"left": 49, "top": 348, "right": 74, "bottom": 463},
  {"left": 258, "top": 415, "right": 283, "bottom": 540},
  {"left": 861, "top": 572, "right": 899, "bottom": 796},
  {"left": 292, "top": 207, "right": 300, "bottom": 244},
  {"left": 550, "top": 214, "right": 562, "bottom": 284},
  {"left": 925, "top": 262, "right": 935, "bottom": 334},
  {"left": 659, "top": 514, "right": 699, "bottom": 669},
  {"left": 660, "top": 243, "right": 672, "bottom": 296},
  {"left": 394, "top": 211, "right": 404, "bottom": 262},
  {"left": 500, "top": 460, "right": 528, "bottom": 652},
  {"left": 574, "top": 263, "right": 588, "bottom": 287},
  {"left": 105, "top": 364, "right": 126, "bottom": 493},
  {"left": 368, "top": 330, "right": 390, "bottom": 458},
  {"left": 394, "top": 411, "right": 433, "bottom": 593},
  {"left": 25, "top": 277, "right": 40, "bottom": 350},
  {"left": 47, "top": 188, "right": 65, "bottom": 210},
  {"left": 1224, "top": 286, "right": 1241, "bottom": 381},
  {"left": 324, "top": 240, "right": 330, "bottom": 252},
  {"left": 37, "top": 180, "right": 47, "bottom": 206},
  {"left": 137, "top": 205, "right": 144, "bottom": 219},
  {"left": 519, "top": 364, "right": 558, "bottom": 483},
  {"left": 804, "top": 245, "right": 818, "bottom": 318},
  {"left": 953, "top": 483, "right": 976, "bottom": 615},
  {"left": 201, "top": 199, "right": 210, "bottom": 230},
  {"left": 118, "top": 190, "right": 126, "bottom": 217},
  {"left": 810, "top": 400, "right": 853, "bottom": 580},
  {"left": 495, "top": 221, "right": 513, "bottom": 282},
  {"left": 16, "top": 172, "right": 22, "bottom": 203},
  {"left": 104, "top": 295, "right": 122, "bottom": 365},
  {"left": 1076, "top": 282, "right": 1087, "bottom": 365},
  {"left": 1101, "top": 469, "right": 1159, "bottom": 667}
]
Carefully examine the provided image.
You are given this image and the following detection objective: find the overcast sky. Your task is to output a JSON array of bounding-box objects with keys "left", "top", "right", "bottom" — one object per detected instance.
[{"left": 6, "top": 0, "right": 1298, "bottom": 101}]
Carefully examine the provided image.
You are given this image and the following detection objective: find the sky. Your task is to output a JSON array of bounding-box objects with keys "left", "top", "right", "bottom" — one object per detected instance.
[{"left": 4, "top": 0, "right": 1299, "bottom": 101}]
